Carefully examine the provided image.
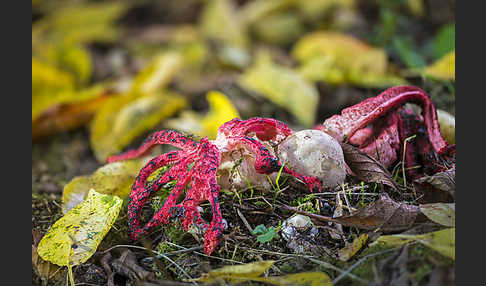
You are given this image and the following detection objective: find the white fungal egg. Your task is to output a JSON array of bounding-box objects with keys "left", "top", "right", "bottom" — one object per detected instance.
[{"left": 277, "top": 129, "right": 346, "bottom": 188}]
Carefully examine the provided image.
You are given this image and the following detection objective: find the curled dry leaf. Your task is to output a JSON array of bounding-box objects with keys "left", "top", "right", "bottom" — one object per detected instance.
[
  {"left": 335, "top": 193, "right": 420, "bottom": 232},
  {"left": 414, "top": 167, "right": 455, "bottom": 199},
  {"left": 340, "top": 142, "right": 398, "bottom": 190},
  {"left": 37, "top": 189, "right": 123, "bottom": 267}
]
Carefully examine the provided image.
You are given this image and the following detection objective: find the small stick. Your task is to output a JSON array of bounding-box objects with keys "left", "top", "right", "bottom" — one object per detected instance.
[{"left": 237, "top": 208, "right": 254, "bottom": 234}]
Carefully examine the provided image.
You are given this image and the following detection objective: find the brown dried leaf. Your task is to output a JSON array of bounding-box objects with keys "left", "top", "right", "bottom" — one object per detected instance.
[
  {"left": 282, "top": 193, "right": 421, "bottom": 233},
  {"left": 335, "top": 193, "right": 420, "bottom": 232},
  {"left": 414, "top": 168, "right": 455, "bottom": 198},
  {"left": 340, "top": 143, "right": 398, "bottom": 190}
]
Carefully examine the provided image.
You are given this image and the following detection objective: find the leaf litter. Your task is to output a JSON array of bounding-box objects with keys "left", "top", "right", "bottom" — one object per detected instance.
[{"left": 32, "top": 1, "right": 455, "bottom": 285}]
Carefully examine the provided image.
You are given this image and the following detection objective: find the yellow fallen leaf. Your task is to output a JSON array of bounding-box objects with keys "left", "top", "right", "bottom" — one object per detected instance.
[
  {"left": 260, "top": 272, "right": 332, "bottom": 286},
  {"left": 193, "top": 260, "right": 332, "bottom": 286},
  {"left": 371, "top": 228, "right": 455, "bottom": 260},
  {"left": 165, "top": 91, "right": 240, "bottom": 139},
  {"left": 90, "top": 51, "right": 187, "bottom": 162},
  {"left": 338, "top": 233, "right": 369, "bottom": 261},
  {"left": 37, "top": 189, "right": 123, "bottom": 267},
  {"left": 90, "top": 90, "right": 187, "bottom": 162},
  {"left": 423, "top": 50, "right": 455, "bottom": 81},
  {"left": 32, "top": 1, "right": 129, "bottom": 47},
  {"left": 32, "top": 58, "right": 75, "bottom": 120},
  {"left": 130, "top": 52, "right": 184, "bottom": 94},
  {"left": 292, "top": 31, "right": 406, "bottom": 87},
  {"left": 196, "top": 260, "right": 275, "bottom": 282},
  {"left": 239, "top": 52, "right": 319, "bottom": 127},
  {"left": 62, "top": 157, "right": 153, "bottom": 213},
  {"left": 200, "top": 0, "right": 248, "bottom": 49},
  {"left": 420, "top": 203, "right": 455, "bottom": 227},
  {"left": 32, "top": 84, "right": 113, "bottom": 140}
]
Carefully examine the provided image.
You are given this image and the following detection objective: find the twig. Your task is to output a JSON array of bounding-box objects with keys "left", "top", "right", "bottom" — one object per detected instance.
[{"left": 237, "top": 208, "right": 254, "bottom": 234}]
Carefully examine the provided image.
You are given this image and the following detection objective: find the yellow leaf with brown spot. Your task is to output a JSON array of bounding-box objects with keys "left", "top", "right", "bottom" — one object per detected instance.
[{"left": 37, "top": 189, "right": 123, "bottom": 266}]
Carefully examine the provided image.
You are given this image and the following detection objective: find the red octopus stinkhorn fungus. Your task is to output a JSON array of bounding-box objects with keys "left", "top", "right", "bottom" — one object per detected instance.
[
  {"left": 107, "top": 117, "right": 322, "bottom": 255},
  {"left": 317, "top": 85, "right": 454, "bottom": 178}
]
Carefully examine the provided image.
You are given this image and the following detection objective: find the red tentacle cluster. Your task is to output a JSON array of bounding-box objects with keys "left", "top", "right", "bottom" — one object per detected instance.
[
  {"left": 107, "top": 117, "right": 322, "bottom": 255},
  {"left": 318, "top": 85, "right": 454, "bottom": 178}
]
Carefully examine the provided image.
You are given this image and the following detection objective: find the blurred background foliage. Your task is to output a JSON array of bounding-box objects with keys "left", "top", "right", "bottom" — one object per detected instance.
[{"left": 32, "top": 0, "right": 454, "bottom": 160}]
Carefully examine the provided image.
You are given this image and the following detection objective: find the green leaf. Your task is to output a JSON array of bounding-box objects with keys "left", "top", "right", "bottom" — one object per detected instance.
[
  {"left": 434, "top": 23, "right": 455, "bottom": 59},
  {"left": 257, "top": 227, "right": 277, "bottom": 243},
  {"left": 37, "top": 189, "right": 123, "bottom": 266},
  {"left": 253, "top": 224, "right": 277, "bottom": 243},
  {"left": 392, "top": 36, "right": 426, "bottom": 69},
  {"left": 252, "top": 224, "right": 268, "bottom": 235}
]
